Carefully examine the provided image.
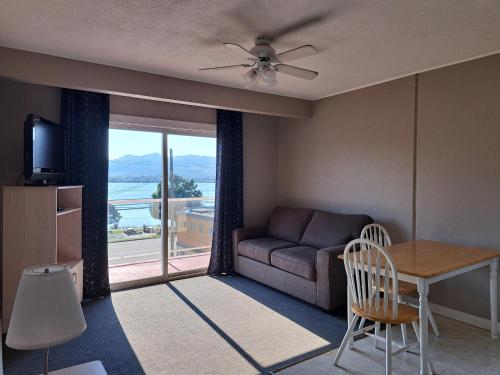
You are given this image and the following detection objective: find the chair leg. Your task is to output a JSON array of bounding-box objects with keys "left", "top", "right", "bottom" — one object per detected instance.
[
  {"left": 426, "top": 305, "right": 440, "bottom": 337},
  {"left": 397, "top": 294, "right": 408, "bottom": 347},
  {"left": 374, "top": 322, "right": 381, "bottom": 349},
  {"left": 385, "top": 324, "right": 392, "bottom": 375},
  {"left": 427, "top": 359, "right": 436, "bottom": 375},
  {"left": 334, "top": 315, "right": 360, "bottom": 366},
  {"left": 411, "top": 321, "right": 419, "bottom": 340},
  {"left": 400, "top": 324, "right": 408, "bottom": 346},
  {"left": 402, "top": 293, "right": 439, "bottom": 337},
  {"left": 359, "top": 317, "right": 366, "bottom": 329}
]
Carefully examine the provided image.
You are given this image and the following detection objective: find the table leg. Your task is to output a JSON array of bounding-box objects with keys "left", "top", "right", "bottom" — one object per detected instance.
[
  {"left": 490, "top": 258, "right": 498, "bottom": 340},
  {"left": 417, "top": 278, "right": 429, "bottom": 375},
  {"left": 347, "top": 282, "right": 354, "bottom": 348}
]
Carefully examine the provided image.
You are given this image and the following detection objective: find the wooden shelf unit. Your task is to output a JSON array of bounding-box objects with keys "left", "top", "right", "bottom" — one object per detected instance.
[
  {"left": 1, "top": 185, "right": 84, "bottom": 333},
  {"left": 57, "top": 207, "right": 82, "bottom": 216}
]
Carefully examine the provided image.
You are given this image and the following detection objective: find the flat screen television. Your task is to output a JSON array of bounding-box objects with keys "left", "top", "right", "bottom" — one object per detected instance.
[{"left": 24, "top": 114, "right": 66, "bottom": 185}]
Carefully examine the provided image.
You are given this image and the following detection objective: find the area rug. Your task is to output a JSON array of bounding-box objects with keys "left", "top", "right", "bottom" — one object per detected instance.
[{"left": 4, "top": 275, "right": 346, "bottom": 375}]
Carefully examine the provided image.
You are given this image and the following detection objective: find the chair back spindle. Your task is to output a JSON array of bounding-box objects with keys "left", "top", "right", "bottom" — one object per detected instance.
[
  {"left": 361, "top": 223, "right": 392, "bottom": 247},
  {"left": 344, "top": 239, "right": 398, "bottom": 320}
]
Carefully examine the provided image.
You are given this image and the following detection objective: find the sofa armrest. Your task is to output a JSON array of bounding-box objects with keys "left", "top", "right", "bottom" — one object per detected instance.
[
  {"left": 316, "top": 244, "right": 347, "bottom": 311},
  {"left": 232, "top": 226, "right": 267, "bottom": 273}
]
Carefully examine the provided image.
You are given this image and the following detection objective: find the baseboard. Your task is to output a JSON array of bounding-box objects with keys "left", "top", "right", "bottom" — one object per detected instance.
[
  {"left": 405, "top": 296, "right": 500, "bottom": 332},
  {"left": 428, "top": 302, "right": 500, "bottom": 332}
]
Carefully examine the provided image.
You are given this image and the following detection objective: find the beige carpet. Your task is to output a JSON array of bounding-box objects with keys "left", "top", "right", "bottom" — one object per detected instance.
[{"left": 111, "top": 276, "right": 346, "bottom": 374}]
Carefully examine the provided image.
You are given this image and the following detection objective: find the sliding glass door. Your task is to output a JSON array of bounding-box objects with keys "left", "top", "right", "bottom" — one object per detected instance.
[
  {"left": 107, "top": 127, "right": 216, "bottom": 287},
  {"left": 165, "top": 134, "right": 216, "bottom": 276},
  {"left": 107, "top": 129, "right": 164, "bottom": 285}
]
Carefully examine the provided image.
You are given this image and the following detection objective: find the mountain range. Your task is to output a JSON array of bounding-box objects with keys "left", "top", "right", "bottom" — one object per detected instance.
[{"left": 109, "top": 153, "right": 216, "bottom": 182}]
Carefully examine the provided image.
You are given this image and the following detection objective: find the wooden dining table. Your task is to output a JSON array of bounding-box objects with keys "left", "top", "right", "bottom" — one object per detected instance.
[{"left": 340, "top": 239, "right": 500, "bottom": 375}]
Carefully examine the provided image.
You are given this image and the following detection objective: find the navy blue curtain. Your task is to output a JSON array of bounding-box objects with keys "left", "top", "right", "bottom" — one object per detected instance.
[
  {"left": 208, "top": 110, "right": 244, "bottom": 275},
  {"left": 61, "top": 89, "right": 110, "bottom": 299}
]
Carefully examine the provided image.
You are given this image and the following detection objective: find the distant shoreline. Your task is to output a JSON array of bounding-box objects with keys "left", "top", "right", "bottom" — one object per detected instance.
[
  {"left": 109, "top": 177, "right": 215, "bottom": 183},
  {"left": 109, "top": 154, "right": 216, "bottom": 183}
]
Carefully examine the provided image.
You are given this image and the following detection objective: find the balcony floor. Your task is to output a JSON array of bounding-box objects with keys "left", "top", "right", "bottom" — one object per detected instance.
[{"left": 108, "top": 238, "right": 210, "bottom": 284}]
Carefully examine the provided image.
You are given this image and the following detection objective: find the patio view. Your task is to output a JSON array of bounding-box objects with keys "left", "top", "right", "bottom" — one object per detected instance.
[{"left": 107, "top": 129, "right": 216, "bottom": 284}]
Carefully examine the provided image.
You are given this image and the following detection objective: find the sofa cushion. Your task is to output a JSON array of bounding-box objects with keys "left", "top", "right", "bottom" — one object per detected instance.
[
  {"left": 300, "top": 210, "right": 373, "bottom": 249},
  {"left": 270, "top": 246, "right": 318, "bottom": 281},
  {"left": 238, "top": 238, "right": 295, "bottom": 265},
  {"left": 267, "top": 207, "right": 315, "bottom": 243}
]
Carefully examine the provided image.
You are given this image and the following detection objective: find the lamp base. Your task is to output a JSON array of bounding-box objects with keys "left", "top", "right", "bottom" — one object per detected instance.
[{"left": 42, "top": 361, "right": 107, "bottom": 375}]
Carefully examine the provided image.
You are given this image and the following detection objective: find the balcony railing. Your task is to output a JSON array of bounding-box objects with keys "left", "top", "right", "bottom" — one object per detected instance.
[{"left": 108, "top": 196, "right": 215, "bottom": 268}]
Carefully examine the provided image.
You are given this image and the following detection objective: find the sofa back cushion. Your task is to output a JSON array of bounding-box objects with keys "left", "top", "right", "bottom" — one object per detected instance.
[
  {"left": 300, "top": 210, "right": 373, "bottom": 249},
  {"left": 267, "top": 207, "right": 315, "bottom": 243}
]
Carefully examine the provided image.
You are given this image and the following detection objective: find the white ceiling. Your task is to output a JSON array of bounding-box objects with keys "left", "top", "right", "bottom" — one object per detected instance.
[{"left": 1, "top": 0, "right": 499, "bottom": 100}]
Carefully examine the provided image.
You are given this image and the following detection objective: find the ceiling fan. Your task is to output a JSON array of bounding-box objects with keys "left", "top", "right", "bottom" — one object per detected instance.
[{"left": 199, "top": 37, "right": 319, "bottom": 88}]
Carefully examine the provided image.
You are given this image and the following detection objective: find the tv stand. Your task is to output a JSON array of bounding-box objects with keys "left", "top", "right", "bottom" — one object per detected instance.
[
  {"left": 24, "top": 180, "right": 59, "bottom": 186},
  {"left": 1, "top": 185, "right": 84, "bottom": 333}
]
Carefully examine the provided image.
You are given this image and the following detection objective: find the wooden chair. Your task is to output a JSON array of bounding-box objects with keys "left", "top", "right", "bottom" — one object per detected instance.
[
  {"left": 360, "top": 223, "right": 440, "bottom": 344},
  {"left": 334, "top": 239, "right": 434, "bottom": 375}
]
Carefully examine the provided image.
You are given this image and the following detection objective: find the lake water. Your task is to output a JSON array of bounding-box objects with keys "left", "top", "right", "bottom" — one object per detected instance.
[{"left": 108, "top": 182, "right": 215, "bottom": 228}]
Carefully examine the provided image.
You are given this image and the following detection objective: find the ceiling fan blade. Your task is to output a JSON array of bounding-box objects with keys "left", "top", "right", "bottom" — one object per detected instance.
[
  {"left": 277, "top": 45, "right": 318, "bottom": 62},
  {"left": 260, "top": 11, "right": 333, "bottom": 41},
  {"left": 199, "top": 64, "right": 252, "bottom": 71},
  {"left": 223, "top": 43, "right": 256, "bottom": 59},
  {"left": 275, "top": 64, "right": 318, "bottom": 80}
]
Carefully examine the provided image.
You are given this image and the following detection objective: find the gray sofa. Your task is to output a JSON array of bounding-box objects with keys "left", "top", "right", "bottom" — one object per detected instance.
[{"left": 232, "top": 207, "right": 373, "bottom": 311}]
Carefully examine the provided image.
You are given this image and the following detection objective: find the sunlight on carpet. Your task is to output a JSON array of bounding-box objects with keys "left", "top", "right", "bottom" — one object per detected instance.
[{"left": 111, "top": 276, "right": 346, "bottom": 374}]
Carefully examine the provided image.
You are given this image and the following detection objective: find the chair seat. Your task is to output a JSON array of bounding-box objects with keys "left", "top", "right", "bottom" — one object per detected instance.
[
  {"left": 373, "top": 278, "right": 417, "bottom": 295},
  {"left": 238, "top": 238, "right": 295, "bottom": 265},
  {"left": 270, "top": 246, "right": 318, "bottom": 280},
  {"left": 351, "top": 301, "right": 419, "bottom": 324}
]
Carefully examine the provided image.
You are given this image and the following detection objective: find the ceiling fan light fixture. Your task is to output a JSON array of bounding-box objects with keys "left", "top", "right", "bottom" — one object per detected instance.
[
  {"left": 242, "top": 68, "right": 260, "bottom": 88},
  {"left": 266, "top": 79, "right": 277, "bottom": 87},
  {"left": 242, "top": 68, "right": 255, "bottom": 81},
  {"left": 261, "top": 67, "right": 277, "bottom": 86}
]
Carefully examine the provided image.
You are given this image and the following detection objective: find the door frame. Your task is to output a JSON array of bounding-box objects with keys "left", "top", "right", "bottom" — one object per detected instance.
[{"left": 108, "top": 115, "right": 216, "bottom": 291}]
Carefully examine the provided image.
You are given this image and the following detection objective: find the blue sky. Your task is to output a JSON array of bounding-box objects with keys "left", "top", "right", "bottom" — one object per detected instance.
[{"left": 109, "top": 129, "right": 216, "bottom": 159}]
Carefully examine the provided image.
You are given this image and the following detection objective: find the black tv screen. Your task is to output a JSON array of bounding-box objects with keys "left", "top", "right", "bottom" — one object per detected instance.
[{"left": 24, "top": 114, "right": 66, "bottom": 184}]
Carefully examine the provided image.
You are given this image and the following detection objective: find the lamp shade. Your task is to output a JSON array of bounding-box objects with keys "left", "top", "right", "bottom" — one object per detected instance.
[{"left": 6, "top": 264, "right": 86, "bottom": 350}]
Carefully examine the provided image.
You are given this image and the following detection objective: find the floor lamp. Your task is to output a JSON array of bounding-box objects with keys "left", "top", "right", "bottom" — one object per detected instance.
[{"left": 6, "top": 265, "right": 87, "bottom": 374}]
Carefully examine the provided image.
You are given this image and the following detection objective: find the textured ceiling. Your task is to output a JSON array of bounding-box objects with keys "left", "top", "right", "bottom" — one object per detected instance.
[{"left": 1, "top": 0, "right": 499, "bottom": 100}]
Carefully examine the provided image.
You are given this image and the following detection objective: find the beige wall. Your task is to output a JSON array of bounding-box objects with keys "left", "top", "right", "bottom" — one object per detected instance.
[
  {"left": 243, "top": 113, "right": 278, "bottom": 226},
  {"left": 0, "top": 47, "right": 312, "bottom": 119},
  {"left": 111, "top": 96, "right": 216, "bottom": 125},
  {"left": 0, "top": 78, "right": 278, "bottom": 227},
  {"left": 416, "top": 54, "right": 500, "bottom": 318},
  {"left": 277, "top": 53, "right": 500, "bottom": 319},
  {"left": 0, "top": 79, "right": 61, "bottom": 187},
  {"left": 277, "top": 77, "right": 416, "bottom": 243}
]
